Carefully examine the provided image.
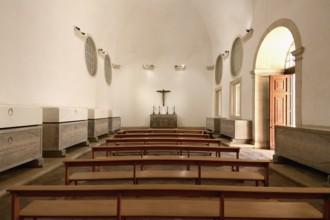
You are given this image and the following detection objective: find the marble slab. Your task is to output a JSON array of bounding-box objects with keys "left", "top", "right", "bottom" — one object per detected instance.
[
  {"left": 0, "top": 105, "right": 42, "bottom": 129},
  {"left": 88, "top": 108, "right": 108, "bottom": 119},
  {"left": 109, "top": 109, "right": 121, "bottom": 117},
  {"left": 43, "top": 107, "right": 88, "bottom": 123},
  {"left": 275, "top": 125, "right": 330, "bottom": 174}
]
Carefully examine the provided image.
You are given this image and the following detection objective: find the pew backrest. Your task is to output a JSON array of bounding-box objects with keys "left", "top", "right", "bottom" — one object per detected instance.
[
  {"left": 92, "top": 144, "right": 240, "bottom": 159},
  {"left": 106, "top": 137, "right": 221, "bottom": 146},
  {"left": 8, "top": 184, "right": 330, "bottom": 220}
]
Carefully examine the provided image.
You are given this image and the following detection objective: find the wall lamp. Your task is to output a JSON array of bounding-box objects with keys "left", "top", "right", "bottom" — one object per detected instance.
[
  {"left": 143, "top": 64, "right": 155, "bottom": 70},
  {"left": 243, "top": 28, "right": 254, "bottom": 42},
  {"left": 73, "top": 26, "right": 88, "bottom": 39},
  {"left": 112, "top": 64, "right": 121, "bottom": 69},
  {"left": 174, "top": 64, "right": 186, "bottom": 71},
  {"left": 221, "top": 50, "right": 230, "bottom": 58},
  {"left": 98, "top": 48, "right": 107, "bottom": 57},
  {"left": 206, "top": 65, "right": 215, "bottom": 71}
]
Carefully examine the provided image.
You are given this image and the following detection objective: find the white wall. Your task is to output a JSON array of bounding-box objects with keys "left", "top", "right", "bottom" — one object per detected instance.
[
  {"left": 0, "top": 0, "right": 215, "bottom": 127},
  {"left": 1, "top": 0, "right": 329, "bottom": 128}
]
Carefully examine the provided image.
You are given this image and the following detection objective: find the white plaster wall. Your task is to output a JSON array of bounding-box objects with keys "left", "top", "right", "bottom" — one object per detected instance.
[
  {"left": 0, "top": 0, "right": 214, "bottom": 127},
  {"left": 2, "top": 0, "right": 328, "bottom": 128}
]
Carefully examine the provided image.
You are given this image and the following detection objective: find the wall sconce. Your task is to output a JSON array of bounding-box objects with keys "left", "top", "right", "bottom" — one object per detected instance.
[
  {"left": 243, "top": 28, "right": 254, "bottom": 42},
  {"left": 174, "top": 64, "right": 186, "bottom": 71},
  {"left": 98, "top": 48, "right": 107, "bottom": 57},
  {"left": 143, "top": 64, "right": 155, "bottom": 70},
  {"left": 73, "top": 26, "right": 87, "bottom": 39},
  {"left": 221, "top": 50, "right": 230, "bottom": 59},
  {"left": 206, "top": 65, "right": 215, "bottom": 71},
  {"left": 112, "top": 63, "right": 121, "bottom": 69}
]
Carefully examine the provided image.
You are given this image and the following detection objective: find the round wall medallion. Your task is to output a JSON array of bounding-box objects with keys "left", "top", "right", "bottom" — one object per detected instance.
[
  {"left": 104, "top": 54, "right": 112, "bottom": 85},
  {"left": 215, "top": 55, "right": 223, "bottom": 84},
  {"left": 85, "top": 36, "right": 97, "bottom": 76},
  {"left": 230, "top": 37, "right": 243, "bottom": 77}
]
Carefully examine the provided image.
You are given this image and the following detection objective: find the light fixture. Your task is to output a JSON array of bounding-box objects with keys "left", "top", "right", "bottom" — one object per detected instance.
[
  {"left": 143, "top": 64, "right": 155, "bottom": 70},
  {"left": 73, "top": 26, "right": 88, "bottom": 39},
  {"left": 174, "top": 64, "right": 186, "bottom": 71},
  {"left": 112, "top": 63, "right": 121, "bottom": 69},
  {"left": 206, "top": 65, "right": 215, "bottom": 71},
  {"left": 243, "top": 28, "right": 254, "bottom": 42},
  {"left": 98, "top": 48, "right": 107, "bottom": 57},
  {"left": 221, "top": 50, "right": 230, "bottom": 59}
]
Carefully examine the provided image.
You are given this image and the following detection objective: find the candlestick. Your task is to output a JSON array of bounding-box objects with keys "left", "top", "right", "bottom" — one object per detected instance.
[
  {"left": 173, "top": 106, "right": 175, "bottom": 114},
  {"left": 158, "top": 106, "right": 160, "bottom": 114},
  {"left": 166, "top": 106, "right": 168, "bottom": 114},
  {"left": 152, "top": 106, "right": 155, "bottom": 114}
]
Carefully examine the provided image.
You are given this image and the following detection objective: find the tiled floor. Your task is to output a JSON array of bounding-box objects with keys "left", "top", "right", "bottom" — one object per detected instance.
[{"left": 0, "top": 137, "right": 328, "bottom": 220}]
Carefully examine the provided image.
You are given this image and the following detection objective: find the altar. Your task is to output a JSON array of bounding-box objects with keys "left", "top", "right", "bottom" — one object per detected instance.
[{"left": 150, "top": 114, "right": 177, "bottom": 128}]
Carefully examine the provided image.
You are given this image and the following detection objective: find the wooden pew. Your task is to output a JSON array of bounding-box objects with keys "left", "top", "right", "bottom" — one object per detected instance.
[
  {"left": 106, "top": 137, "right": 222, "bottom": 146},
  {"left": 118, "top": 128, "right": 205, "bottom": 134},
  {"left": 8, "top": 184, "right": 328, "bottom": 220},
  {"left": 63, "top": 156, "right": 270, "bottom": 186},
  {"left": 114, "top": 133, "right": 210, "bottom": 139},
  {"left": 92, "top": 144, "right": 240, "bottom": 158}
]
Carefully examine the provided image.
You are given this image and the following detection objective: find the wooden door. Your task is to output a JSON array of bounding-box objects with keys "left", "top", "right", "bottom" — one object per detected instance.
[{"left": 269, "top": 75, "right": 292, "bottom": 150}]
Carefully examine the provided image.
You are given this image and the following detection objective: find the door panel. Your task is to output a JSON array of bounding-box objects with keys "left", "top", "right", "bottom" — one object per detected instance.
[{"left": 270, "top": 75, "right": 292, "bottom": 150}]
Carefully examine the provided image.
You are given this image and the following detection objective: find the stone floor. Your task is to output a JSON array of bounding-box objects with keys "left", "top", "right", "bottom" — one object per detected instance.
[{"left": 0, "top": 137, "right": 329, "bottom": 220}]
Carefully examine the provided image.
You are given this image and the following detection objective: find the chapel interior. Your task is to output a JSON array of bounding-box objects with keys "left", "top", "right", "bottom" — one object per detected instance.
[{"left": 1, "top": 0, "right": 330, "bottom": 219}]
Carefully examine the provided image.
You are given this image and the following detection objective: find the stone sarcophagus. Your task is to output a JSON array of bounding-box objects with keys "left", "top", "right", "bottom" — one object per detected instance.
[
  {"left": 109, "top": 110, "right": 121, "bottom": 134},
  {"left": 88, "top": 109, "right": 109, "bottom": 142},
  {"left": 220, "top": 119, "right": 252, "bottom": 144},
  {"left": 0, "top": 105, "right": 43, "bottom": 172},
  {"left": 206, "top": 117, "right": 221, "bottom": 136},
  {"left": 275, "top": 125, "right": 330, "bottom": 174},
  {"left": 42, "top": 107, "right": 88, "bottom": 157}
]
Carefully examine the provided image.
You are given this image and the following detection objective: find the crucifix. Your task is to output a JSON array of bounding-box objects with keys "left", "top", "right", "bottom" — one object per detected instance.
[{"left": 157, "top": 89, "right": 171, "bottom": 106}]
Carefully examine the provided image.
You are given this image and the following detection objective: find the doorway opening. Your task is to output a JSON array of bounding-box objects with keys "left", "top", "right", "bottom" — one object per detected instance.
[{"left": 252, "top": 19, "right": 303, "bottom": 150}]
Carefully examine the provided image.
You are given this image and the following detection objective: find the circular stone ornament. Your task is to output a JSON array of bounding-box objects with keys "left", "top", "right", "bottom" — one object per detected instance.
[
  {"left": 104, "top": 54, "right": 112, "bottom": 85},
  {"left": 215, "top": 55, "right": 223, "bottom": 84},
  {"left": 85, "top": 36, "right": 97, "bottom": 76},
  {"left": 230, "top": 37, "right": 243, "bottom": 77}
]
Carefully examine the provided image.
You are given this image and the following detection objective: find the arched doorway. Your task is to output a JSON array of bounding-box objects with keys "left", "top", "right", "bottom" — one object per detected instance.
[{"left": 252, "top": 19, "right": 304, "bottom": 150}]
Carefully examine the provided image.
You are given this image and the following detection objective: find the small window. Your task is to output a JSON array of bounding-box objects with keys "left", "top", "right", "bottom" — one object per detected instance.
[
  {"left": 230, "top": 78, "right": 242, "bottom": 118},
  {"left": 285, "top": 42, "right": 296, "bottom": 69},
  {"left": 215, "top": 88, "right": 222, "bottom": 116},
  {"left": 85, "top": 36, "right": 97, "bottom": 76},
  {"left": 104, "top": 54, "right": 112, "bottom": 85},
  {"left": 215, "top": 55, "right": 223, "bottom": 84},
  {"left": 230, "top": 37, "right": 244, "bottom": 77}
]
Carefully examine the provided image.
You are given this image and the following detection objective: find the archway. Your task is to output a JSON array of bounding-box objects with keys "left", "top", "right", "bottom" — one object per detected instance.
[{"left": 252, "top": 19, "right": 304, "bottom": 149}]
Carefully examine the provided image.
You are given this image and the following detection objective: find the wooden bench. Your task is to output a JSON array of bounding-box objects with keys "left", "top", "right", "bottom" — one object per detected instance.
[
  {"left": 8, "top": 184, "right": 328, "bottom": 220},
  {"left": 114, "top": 133, "right": 210, "bottom": 139},
  {"left": 92, "top": 144, "right": 240, "bottom": 158},
  {"left": 118, "top": 128, "right": 205, "bottom": 134},
  {"left": 63, "top": 156, "right": 270, "bottom": 186},
  {"left": 106, "top": 137, "right": 222, "bottom": 146}
]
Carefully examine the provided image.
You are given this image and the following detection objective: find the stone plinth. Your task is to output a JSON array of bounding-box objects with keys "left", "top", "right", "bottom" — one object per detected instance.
[{"left": 275, "top": 125, "right": 330, "bottom": 174}]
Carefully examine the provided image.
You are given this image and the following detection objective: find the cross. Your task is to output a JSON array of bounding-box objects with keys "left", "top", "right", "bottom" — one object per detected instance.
[{"left": 157, "top": 89, "right": 171, "bottom": 106}]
